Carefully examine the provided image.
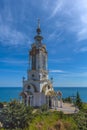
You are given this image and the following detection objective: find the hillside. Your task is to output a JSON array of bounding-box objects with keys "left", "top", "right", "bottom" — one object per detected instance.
[
  {"left": 26, "top": 111, "right": 78, "bottom": 130},
  {"left": 0, "top": 101, "right": 87, "bottom": 130}
]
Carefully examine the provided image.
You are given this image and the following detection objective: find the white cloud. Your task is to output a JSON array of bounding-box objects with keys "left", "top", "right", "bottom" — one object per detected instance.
[
  {"left": 47, "top": 31, "right": 63, "bottom": 43},
  {"left": 49, "top": 58, "right": 71, "bottom": 63},
  {"left": 43, "top": 0, "right": 87, "bottom": 42},
  {"left": 0, "top": 23, "right": 28, "bottom": 46},
  {"left": 63, "top": 72, "right": 87, "bottom": 78},
  {"left": 77, "top": 28, "right": 87, "bottom": 41},
  {"left": 0, "top": 58, "right": 28, "bottom": 65},
  {"left": 49, "top": 0, "right": 64, "bottom": 19},
  {"left": 74, "top": 46, "right": 87, "bottom": 53},
  {"left": 0, "top": 0, "right": 87, "bottom": 47},
  {"left": 0, "top": 1, "right": 31, "bottom": 46},
  {"left": 49, "top": 69, "right": 64, "bottom": 73},
  {"left": 50, "top": 69, "right": 87, "bottom": 87},
  {"left": 80, "top": 47, "right": 87, "bottom": 52}
]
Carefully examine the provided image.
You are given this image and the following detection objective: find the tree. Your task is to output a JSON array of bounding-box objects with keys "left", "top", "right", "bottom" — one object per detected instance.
[{"left": 75, "top": 92, "right": 83, "bottom": 109}]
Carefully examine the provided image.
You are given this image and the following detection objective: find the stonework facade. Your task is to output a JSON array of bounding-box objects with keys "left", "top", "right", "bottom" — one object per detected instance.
[{"left": 20, "top": 20, "right": 63, "bottom": 108}]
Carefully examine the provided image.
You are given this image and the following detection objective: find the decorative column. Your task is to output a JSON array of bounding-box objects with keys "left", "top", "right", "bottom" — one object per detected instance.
[
  {"left": 30, "top": 95, "right": 33, "bottom": 106},
  {"left": 46, "top": 96, "right": 49, "bottom": 108},
  {"left": 27, "top": 95, "right": 29, "bottom": 106},
  {"left": 54, "top": 99, "right": 56, "bottom": 108},
  {"left": 60, "top": 98, "right": 63, "bottom": 108},
  {"left": 51, "top": 97, "right": 54, "bottom": 108}
]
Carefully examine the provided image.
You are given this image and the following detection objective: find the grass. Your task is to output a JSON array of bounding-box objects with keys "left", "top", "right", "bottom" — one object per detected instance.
[{"left": 26, "top": 111, "right": 78, "bottom": 130}]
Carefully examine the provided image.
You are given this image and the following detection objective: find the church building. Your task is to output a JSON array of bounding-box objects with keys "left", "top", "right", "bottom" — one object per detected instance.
[{"left": 20, "top": 20, "right": 62, "bottom": 108}]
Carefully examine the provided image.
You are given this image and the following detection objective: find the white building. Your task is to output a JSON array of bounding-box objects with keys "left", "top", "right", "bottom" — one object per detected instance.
[{"left": 20, "top": 20, "right": 62, "bottom": 108}]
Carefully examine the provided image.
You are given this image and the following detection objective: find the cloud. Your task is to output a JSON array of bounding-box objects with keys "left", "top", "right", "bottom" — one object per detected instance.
[
  {"left": 50, "top": 69, "right": 87, "bottom": 87},
  {"left": 0, "top": 58, "right": 28, "bottom": 65},
  {"left": 74, "top": 46, "right": 87, "bottom": 53},
  {"left": 49, "top": 58, "right": 71, "bottom": 63},
  {"left": 43, "top": 0, "right": 87, "bottom": 42},
  {"left": 49, "top": 69, "right": 64, "bottom": 73},
  {"left": 77, "top": 28, "right": 87, "bottom": 41},
  {"left": 0, "top": 0, "right": 32, "bottom": 46},
  {"left": 0, "top": 68, "right": 25, "bottom": 73},
  {"left": 0, "top": 24, "right": 28, "bottom": 46},
  {"left": 62, "top": 72, "right": 87, "bottom": 78},
  {"left": 0, "top": 0, "right": 87, "bottom": 51},
  {"left": 47, "top": 31, "right": 63, "bottom": 44},
  {"left": 67, "top": 0, "right": 87, "bottom": 42},
  {"left": 48, "top": 0, "right": 64, "bottom": 19},
  {"left": 0, "top": 12, "right": 30, "bottom": 46}
]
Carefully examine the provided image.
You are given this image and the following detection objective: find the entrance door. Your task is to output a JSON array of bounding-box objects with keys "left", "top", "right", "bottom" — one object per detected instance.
[{"left": 49, "top": 96, "right": 51, "bottom": 108}]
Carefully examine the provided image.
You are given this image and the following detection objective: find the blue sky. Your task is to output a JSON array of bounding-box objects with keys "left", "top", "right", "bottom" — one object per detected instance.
[{"left": 0, "top": 0, "right": 87, "bottom": 87}]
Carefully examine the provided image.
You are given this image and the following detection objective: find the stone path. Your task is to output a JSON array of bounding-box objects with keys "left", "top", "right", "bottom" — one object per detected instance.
[{"left": 52, "top": 103, "right": 79, "bottom": 114}]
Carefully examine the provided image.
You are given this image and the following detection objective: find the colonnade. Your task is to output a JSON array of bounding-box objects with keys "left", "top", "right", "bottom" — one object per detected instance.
[{"left": 47, "top": 91, "right": 63, "bottom": 108}]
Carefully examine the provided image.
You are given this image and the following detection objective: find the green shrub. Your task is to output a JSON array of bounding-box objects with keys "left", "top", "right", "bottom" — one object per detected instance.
[
  {"left": 0, "top": 100, "right": 33, "bottom": 129},
  {"left": 0, "top": 102, "right": 4, "bottom": 109}
]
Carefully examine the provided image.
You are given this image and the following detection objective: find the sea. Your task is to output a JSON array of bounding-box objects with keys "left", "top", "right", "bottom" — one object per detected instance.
[{"left": 0, "top": 87, "right": 87, "bottom": 103}]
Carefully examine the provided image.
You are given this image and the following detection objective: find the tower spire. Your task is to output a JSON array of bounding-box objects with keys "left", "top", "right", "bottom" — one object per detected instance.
[
  {"left": 34, "top": 19, "right": 43, "bottom": 42},
  {"left": 36, "top": 19, "right": 41, "bottom": 35},
  {"left": 38, "top": 18, "right": 40, "bottom": 29}
]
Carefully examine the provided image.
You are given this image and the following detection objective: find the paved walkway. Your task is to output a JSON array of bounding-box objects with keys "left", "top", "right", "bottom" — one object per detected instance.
[{"left": 52, "top": 103, "right": 79, "bottom": 114}]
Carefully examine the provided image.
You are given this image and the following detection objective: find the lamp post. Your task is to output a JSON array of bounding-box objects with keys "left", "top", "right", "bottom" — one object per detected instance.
[{"left": 51, "top": 77, "right": 53, "bottom": 84}]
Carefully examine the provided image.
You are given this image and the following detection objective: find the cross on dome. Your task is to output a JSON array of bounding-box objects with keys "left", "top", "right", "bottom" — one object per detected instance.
[
  {"left": 36, "top": 18, "right": 41, "bottom": 35},
  {"left": 38, "top": 18, "right": 40, "bottom": 28}
]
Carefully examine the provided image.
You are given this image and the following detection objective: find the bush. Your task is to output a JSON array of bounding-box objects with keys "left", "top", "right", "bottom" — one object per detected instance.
[
  {"left": 0, "top": 100, "right": 33, "bottom": 129},
  {"left": 40, "top": 104, "right": 48, "bottom": 112},
  {"left": 63, "top": 97, "right": 72, "bottom": 103},
  {"left": 74, "top": 111, "right": 87, "bottom": 130},
  {"left": 0, "top": 102, "right": 4, "bottom": 109}
]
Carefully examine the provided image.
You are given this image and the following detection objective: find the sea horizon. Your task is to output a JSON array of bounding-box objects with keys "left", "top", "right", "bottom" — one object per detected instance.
[
  {"left": 0, "top": 87, "right": 87, "bottom": 103},
  {"left": 0, "top": 86, "right": 87, "bottom": 88}
]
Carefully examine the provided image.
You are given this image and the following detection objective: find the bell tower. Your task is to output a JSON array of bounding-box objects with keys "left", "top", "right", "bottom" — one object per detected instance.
[
  {"left": 20, "top": 20, "right": 54, "bottom": 107},
  {"left": 28, "top": 19, "right": 48, "bottom": 84}
]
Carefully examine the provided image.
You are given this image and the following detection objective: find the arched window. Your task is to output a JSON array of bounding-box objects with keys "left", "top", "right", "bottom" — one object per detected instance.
[
  {"left": 48, "top": 86, "right": 50, "bottom": 89},
  {"left": 27, "top": 86, "right": 30, "bottom": 90},
  {"left": 32, "top": 74, "right": 34, "bottom": 77}
]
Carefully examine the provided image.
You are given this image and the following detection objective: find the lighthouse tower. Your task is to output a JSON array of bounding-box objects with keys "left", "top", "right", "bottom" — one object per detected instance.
[{"left": 20, "top": 20, "right": 54, "bottom": 107}]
